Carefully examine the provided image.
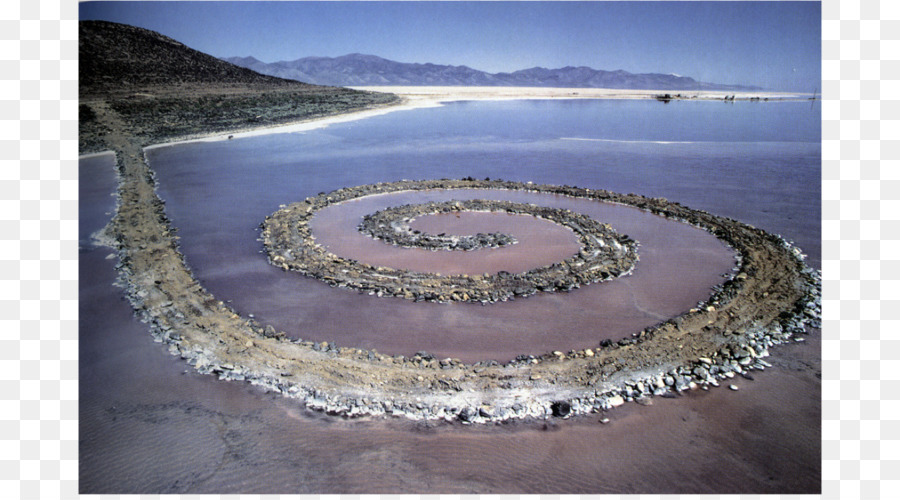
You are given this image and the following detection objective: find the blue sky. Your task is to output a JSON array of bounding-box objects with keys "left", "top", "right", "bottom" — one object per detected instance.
[{"left": 80, "top": 1, "right": 821, "bottom": 91}]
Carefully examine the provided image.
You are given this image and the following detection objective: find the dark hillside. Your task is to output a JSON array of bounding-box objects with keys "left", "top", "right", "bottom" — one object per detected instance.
[
  {"left": 79, "top": 21, "right": 399, "bottom": 153},
  {"left": 79, "top": 20, "right": 310, "bottom": 95}
]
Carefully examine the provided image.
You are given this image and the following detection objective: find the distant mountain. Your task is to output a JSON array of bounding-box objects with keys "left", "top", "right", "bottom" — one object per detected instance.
[
  {"left": 222, "top": 53, "right": 504, "bottom": 87},
  {"left": 223, "top": 53, "right": 761, "bottom": 91}
]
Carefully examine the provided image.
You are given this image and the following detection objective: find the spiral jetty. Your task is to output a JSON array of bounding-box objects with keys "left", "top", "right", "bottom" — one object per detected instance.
[
  {"left": 112, "top": 170, "right": 821, "bottom": 424},
  {"left": 263, "top": 197, "right": 639, "bottom": 304}
]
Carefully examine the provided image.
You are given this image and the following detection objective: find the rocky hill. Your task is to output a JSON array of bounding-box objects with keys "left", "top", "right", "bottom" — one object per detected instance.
[
  {"left": 223, "top": 53, "right": 761, "bottom": 91},
  {"left": 79, "top": 20, "right": 312, "bottom": 96},
  {"left": 79, "top": 21, "right": 398, "bottom": 153}
]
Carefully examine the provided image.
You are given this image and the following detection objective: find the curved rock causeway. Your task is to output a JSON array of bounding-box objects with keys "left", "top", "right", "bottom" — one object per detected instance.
[
  {"left": 359, "top": 200, "right": 520, "bottom": 251},
  {"left": 108, "top": 133, "right": 821, "bottom": 423},
  {"left": 263, "top": 197, "right": 639, "bottom": 303}
]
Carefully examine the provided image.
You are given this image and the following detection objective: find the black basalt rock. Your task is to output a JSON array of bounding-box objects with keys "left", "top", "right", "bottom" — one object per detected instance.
[{"left": 551, "top": 401, "right": 572, "bottom": 418}]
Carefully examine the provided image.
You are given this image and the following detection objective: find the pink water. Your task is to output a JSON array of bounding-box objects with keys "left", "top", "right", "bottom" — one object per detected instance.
[
  {"left": 314, "top": 203, "right": 581, "bottom": 275},
  {"left": 82, "top": 100, "right": 821, "bottom": 493},
  {"left": 291, "top": 188, "right": 736, "bottom": 362}
]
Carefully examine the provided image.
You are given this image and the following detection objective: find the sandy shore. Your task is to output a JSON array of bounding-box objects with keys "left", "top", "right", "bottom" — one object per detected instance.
[
  {"left": 352, "top": 85, "right": 810, "bottom": 102},
  {"left": 141, "top": 100, "right": 421, "bottom": 150},
  {"left": 130, "top": 86, "right": 811, "bottom": 153}
]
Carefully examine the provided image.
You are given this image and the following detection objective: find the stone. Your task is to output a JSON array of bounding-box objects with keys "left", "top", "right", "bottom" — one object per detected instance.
[
  {"left": 607, "top": 395, "right": 625, "bottom": 407},
  {"left": 551, "top": 401, "right": 572, "bottom": 417},
  {"left": 264, "top": 193, "right": 639, "bottom": 304}
]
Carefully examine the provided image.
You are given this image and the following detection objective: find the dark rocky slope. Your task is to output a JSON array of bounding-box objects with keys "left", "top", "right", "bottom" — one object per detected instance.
[{"left": 79, "top": 21, "right": 399, "bottom": 153}]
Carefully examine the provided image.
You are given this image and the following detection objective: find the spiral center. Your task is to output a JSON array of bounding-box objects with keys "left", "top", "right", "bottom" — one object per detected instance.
[
  {"left": 359, "top": 200, "right": 519, "bottom": 251},
  {"left": 261, "top": 186, "right": 640, "bottom": 304}
]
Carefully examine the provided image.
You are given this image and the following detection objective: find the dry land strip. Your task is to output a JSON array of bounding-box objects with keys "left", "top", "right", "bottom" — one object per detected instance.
[{"left": 350, "top": 85, "right": 814, "bottom": 105}]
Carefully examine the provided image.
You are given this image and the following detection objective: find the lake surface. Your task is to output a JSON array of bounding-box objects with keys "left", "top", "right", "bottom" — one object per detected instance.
[{"left": 81, "top": 99, "right": 821, "bottom": 493}]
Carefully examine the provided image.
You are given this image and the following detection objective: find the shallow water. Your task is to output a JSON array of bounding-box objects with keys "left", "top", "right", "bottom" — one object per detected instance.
[
  {"left": 292, "top": 187, "right": 736, "bottom": 361},
  {"left": 81, "top": 99, "right": 821, "bottom": 493},
  {"left": 312, "top": 193, "right": 584, "bottom": 275}
]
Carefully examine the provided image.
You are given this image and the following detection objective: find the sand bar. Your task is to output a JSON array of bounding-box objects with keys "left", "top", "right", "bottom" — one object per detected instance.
[{"left": 352, "top": 85, "right": 811, "bottom": 102}]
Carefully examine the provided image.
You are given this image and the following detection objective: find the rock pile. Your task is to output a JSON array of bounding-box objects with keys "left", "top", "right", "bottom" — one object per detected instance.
[
  {"left": 111, "top": 167, "right": 821, "bottom": 424},
  {"left": 262, "top": 195, "right": 638, "bottom": 303},
  {"left": 359, "top": 200, "right": 520, "bottom": 251}
]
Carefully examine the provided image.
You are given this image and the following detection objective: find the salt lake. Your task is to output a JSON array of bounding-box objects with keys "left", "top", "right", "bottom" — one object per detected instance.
[{"left": 80, "top": 98, "right": 821, "bottom": 493}]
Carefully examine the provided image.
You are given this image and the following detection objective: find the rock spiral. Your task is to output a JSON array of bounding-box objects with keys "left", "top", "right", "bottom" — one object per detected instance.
[
  {"left": 358, "top": 200, "right": 520, "bottom": 251},
  {"left": 125, "top": 177, "right": 819, "bottom": 424},
  {"left": 263, "top": 196, "right": 639, "bottom": 303}
]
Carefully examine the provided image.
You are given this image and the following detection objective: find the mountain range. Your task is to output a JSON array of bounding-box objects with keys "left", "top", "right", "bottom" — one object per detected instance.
[{"left": 223, "top": 53, "right": 761, "bottom": 91}]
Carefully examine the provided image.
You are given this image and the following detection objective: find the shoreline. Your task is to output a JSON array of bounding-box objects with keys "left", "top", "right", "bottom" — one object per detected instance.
[
  {"left": 351, "top": 85, "right": 812, "bottom": 102},
  {"left": 85, "top": 86, "right": 812, "bottom": 157},
  {"left": 79, "top": 150, "right": 118, "bottom": 160},
  {"left": 140, "top": 97, "right": 425, "bottom": 151}
]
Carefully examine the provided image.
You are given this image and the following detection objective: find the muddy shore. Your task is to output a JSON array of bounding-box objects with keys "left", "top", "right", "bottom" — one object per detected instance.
[{"left": 92, "top": 90, "right": 820, "bottom": 422}]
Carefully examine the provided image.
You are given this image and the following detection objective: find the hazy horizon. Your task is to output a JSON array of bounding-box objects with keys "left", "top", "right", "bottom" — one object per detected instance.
[{"left": 79, "top": 1, "right": 821, "bottom": 92}]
